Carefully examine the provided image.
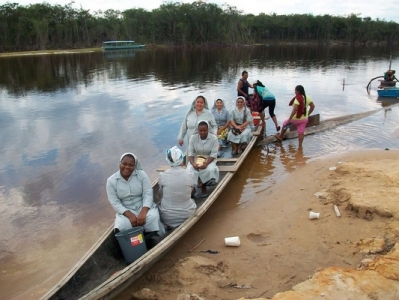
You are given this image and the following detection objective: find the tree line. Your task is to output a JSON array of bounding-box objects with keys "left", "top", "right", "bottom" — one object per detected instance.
[{"left": 1, "top": 1, "right": 398, "bottom": 52}]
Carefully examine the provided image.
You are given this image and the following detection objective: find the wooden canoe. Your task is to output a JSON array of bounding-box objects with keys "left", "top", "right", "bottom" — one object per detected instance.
[
  {"left": 257, "top": 109, "right": 384, "bottom": 146},
  {"left": 41, "top": 125, "right": 263, "bottom": 300}
]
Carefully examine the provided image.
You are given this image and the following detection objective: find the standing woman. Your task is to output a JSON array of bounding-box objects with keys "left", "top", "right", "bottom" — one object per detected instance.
[
  {"left": 211, "top": 98, "right": 231, "bottom": 156},
  {"left": 253, "top": 80, "right": 280, "bottom": 132},
  {"left": 227, "top": 96, "right": 253, "bottom": 155},
  {"left": 187, "top": 121, "right": 219, "bottom": 198},
  {"left": 178, "top": 95, "right": 217, "bottom": 148},
  {"left": 106, "top": 153, "right": 164, "bottom": 240},
  {"left": 275, "top": 85, "right": 315, "bottom": 148}
]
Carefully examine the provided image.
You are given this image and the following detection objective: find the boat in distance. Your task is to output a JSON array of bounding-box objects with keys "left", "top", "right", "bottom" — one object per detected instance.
[
  {"left": 102, "top": 41, "right": 146, "bottom": 50},
  {"left": 377, "top": 86, "right": 399, "bottom": 98},
  {"left": 40, "top": 123, "right": 263, "bottom": 300},
  {"left": 367, "top": 56, "right": 398, "bottom": 98}
]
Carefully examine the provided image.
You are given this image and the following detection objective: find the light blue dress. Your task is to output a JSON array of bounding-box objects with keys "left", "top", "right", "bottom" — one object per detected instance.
[
  {"left": 211, "top": 104, "right": 231, "bottom": 148},
  {"left": 187, "top": 133, "right": 219, "bottom": 184},
  {"left": 177, "top": 99, "right": 217, "bottom": 147},
  {"left": 211, "top": 106, "right": 231, "bottom": 128},
  {"left": 107, "top": 169, "right": 163, "bottom": 234},
  {"left": 158, "top": 167, "right": 197, "bottom": 228},
  {"left": 227, "top": 106, "right": 253, "bottom": 144}
]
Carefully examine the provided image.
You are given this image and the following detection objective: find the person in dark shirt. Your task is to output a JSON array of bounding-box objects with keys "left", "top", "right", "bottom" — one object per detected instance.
[{"left": 237, "top": 71, "right": 253, "bottom": 104}]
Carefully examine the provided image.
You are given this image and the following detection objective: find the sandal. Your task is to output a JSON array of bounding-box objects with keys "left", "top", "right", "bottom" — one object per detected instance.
[
  {"left": 237, "top": 149, "right": 243, "bottom": 154},
  {"left": 274, "top": 134, "right": 283, "bottom": 141}
]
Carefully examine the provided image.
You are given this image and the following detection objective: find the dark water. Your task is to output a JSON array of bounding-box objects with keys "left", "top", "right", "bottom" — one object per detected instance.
[{"left": 0, "top": 45, "right": 399, "bottom": 299}]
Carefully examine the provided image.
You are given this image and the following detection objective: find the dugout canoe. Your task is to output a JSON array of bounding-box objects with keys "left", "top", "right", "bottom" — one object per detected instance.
[
  {"left": 257, "top": 108, "right": 385, "bottom": 146},
  {"left": 41, "top": 124, "right": 263, "bottom": 300}
]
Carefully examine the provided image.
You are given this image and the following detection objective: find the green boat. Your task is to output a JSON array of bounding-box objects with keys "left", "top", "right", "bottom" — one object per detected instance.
[{"left": 102, "top": 41, "right": 146, "bottom": 50}]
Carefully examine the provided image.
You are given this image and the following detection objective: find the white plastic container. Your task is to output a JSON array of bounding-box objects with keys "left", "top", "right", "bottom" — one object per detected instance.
[
  {"left": 309, "top": 211, "right": 320, "bottom": 220},
  {"left": 225, "top": 236, "right": 240, "bottom": 247}
]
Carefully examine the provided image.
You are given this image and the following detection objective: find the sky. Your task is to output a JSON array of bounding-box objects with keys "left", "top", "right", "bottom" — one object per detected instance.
[{"left": 7, "top": 0, "right": 399, "bottom": 23}]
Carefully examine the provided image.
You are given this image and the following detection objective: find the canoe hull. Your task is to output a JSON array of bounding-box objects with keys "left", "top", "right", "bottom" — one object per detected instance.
[
  {"left": 257, "top": 109, "right": 383, "bottom": 146},
  {"left": 41, "top": 126, "right": 263, "bottom": 300}
]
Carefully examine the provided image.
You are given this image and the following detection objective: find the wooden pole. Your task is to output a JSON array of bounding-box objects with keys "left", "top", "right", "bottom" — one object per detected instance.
[{"left": 189, "top": 239, "right": 205, "bottom": 253}]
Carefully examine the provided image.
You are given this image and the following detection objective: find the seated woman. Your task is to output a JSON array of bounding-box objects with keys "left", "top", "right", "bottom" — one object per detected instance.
[
  {"left": 227, "top": 96, "right": 253, "bottom": 154},
  {"left": 178, "top": 95, "right": 218, "bottom": 148},
  {"left": 187, "top": 121, "right": 219, "bottom": 198},
  {"left": 211, "top": 98, "right": 231, "bottom": 156},
  {"left": 158, "top": 146, "right": 197, "bottom": 230},
  {"left": 106, "top": 153, "right": 165, "bottom": 245}
]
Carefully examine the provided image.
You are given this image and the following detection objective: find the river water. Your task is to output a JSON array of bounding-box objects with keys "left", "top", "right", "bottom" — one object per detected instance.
[{"left": 0, "top": 45, "right": 398, "bottom": 299}]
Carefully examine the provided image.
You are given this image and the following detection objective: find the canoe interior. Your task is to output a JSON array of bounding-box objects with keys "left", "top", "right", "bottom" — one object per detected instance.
[
  {"left": 43, "top": 125, "right": 262, "bottom": 300},
  {"left": 47, "top": 175, "right": 230, "bottom": 299}
]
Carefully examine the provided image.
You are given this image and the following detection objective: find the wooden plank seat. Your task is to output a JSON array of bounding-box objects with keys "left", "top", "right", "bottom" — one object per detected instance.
[{"left": 156, "top": 165, "right": 238, "bottom": 173}]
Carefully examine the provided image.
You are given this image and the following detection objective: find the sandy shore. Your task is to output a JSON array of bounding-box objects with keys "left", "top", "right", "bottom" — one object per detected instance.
[{"left": 121, "top": 149, "right": 399, "bottom": 300}]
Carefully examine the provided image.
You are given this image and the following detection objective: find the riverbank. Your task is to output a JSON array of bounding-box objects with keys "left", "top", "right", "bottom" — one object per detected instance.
[
  {"left": 1, "top": 40, "right": 395, "bottom": 58},
  {"left": 0, "top": 48, "right": 102, "bottom": 57},
  {"left": 123, "top": 149, "right": 399, "bottom": 300}
]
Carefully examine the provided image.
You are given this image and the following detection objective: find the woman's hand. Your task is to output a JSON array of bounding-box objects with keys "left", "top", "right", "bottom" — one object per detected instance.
[
  {"left": 217, "top": 128, "right": 222, "bottom": 135},
  {"left": 178, "top": 139, "right": 184, "bottom": 146},
  {"left": 192, "top": 163, "right": 200, "bottom": 169},
  {"left": 124, "top": 211, "right": 138, "bottom": 227},
  {"left": 137, "top": 208, "right": 149, "bottom": 226},
  {"left": 198, "top": 162, "right": 207, "bottom": 170}
]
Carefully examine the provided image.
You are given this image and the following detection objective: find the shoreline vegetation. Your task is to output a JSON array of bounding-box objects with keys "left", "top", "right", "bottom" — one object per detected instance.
[
  {"left": 0, "top": 40, "right": 395, "bottom": 58},
  {"left": 1, "top": 1, "right": 398, "bottom": 53}
]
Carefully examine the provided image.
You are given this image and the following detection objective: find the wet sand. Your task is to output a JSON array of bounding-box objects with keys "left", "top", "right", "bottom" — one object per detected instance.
[{"left": 120, "top": 149, "right": 399, "bottom": 300}]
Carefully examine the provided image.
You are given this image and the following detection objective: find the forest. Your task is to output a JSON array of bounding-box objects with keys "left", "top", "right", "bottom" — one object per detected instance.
[{"left": 1, "top": 1, "right": 398, "bottom": 52}]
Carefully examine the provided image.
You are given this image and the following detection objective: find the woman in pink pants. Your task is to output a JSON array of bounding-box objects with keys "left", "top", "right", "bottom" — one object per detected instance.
[{"left": 275, "top": 85, "right": 315, "bottom": 148}]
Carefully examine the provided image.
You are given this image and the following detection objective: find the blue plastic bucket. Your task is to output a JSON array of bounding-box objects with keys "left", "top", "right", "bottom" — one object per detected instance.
[{"left": 115, "top": 226, "right": 147, "bottom": 264}]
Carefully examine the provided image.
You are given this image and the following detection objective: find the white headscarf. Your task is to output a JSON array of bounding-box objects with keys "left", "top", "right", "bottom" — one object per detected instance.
[
  {"left": 119, "top": 152, "right": 143, "bottom": 170},
  {"left": 211, "top": 98, "right": 225, "bottom": 111},
  {"left": 166, "top": 146, "right": 184, "bottom": 167},
  {"left": 236, "top": 96, "right": 246, "bottom": 103},
  {"left": 197, "top": 119, "right": 210, "bottom": 130},
  {"left": 190, "top": 95, "right": 209, "bottom": 111}
]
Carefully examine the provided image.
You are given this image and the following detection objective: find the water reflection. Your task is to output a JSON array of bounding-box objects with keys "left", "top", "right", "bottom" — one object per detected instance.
[
  {"left": 1, "top": 45, "right": 398, "bottom": 95},
  {"left": 103, "top": 49, "right": 138, "bottom": 59},
  {"left": 0, "top": 45, "right": 399, "bottom": 299},
  {"left": 377, "top": 97, "right": 399, "bottom": 107}
]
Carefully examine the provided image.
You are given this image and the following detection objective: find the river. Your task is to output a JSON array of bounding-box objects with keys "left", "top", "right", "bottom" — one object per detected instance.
[{"left": 0, "top": 45, "right": 398, "bottom": 299}]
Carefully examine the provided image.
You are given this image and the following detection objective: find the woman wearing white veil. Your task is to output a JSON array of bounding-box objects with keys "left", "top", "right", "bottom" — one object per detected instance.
[
  {"left": 178, "top": 95, "right": 217, "bottom": 149},
  {"left": 187, "top": 120, "right": 219, "bottom": 197},
  {"left": 106, "top": 153, "right": 165, "bottom": 241},
  {"left": 158, "top": 146, "right": 197, "bottom": 229}
]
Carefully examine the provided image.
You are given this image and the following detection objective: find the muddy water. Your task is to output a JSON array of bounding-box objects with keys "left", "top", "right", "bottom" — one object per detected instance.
[{"left": 0, "top": 46, "right": 398, "bottom": 299}]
